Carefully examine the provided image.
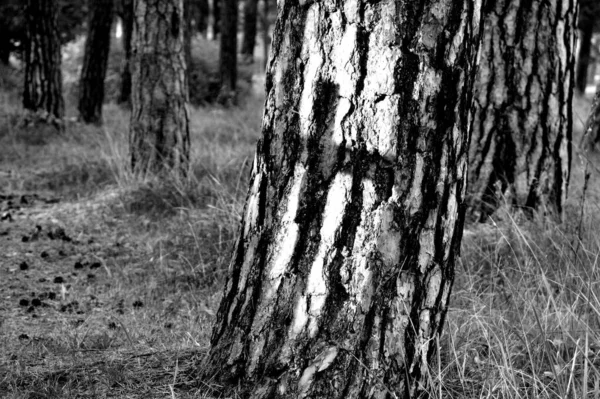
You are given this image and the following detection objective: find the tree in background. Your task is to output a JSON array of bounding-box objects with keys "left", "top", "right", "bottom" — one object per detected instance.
[
  {"left": 212, "top": 0, "right": 220, "bottom": 38},
  {"left": 583, "top": 81, "right": 600, "bottom": 149},
  {"left": 78, "top": 0, "right": 114, "bottom": 124},
  {"left": 217, "top": 0, "right": 236, "bottom": 103},
  {"left": 467, "top": 0, "right": 575, "bottom": 222},
  {"left": 129, "top": 0, "right": 190, "bottom": 177},
  {"left": 23, "top": 0, "right": 64, "bottom": 120},
  {"left": 576, "top": 0, "right": 600, "bottom": 93},
  {"left": 260, "top": 0, "right": 269, "bottom": 71},
  {"left": 201, "top": 0, "right": 482, "bottom": 397},
  {"left": 117, "top": 0, "right": 134, "bottom": 105},
  {"left": 240, "top": 0, "right": 257, "bottom": 64}
]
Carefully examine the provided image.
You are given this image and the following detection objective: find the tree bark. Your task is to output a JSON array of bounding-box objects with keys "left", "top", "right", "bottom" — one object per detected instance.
[
  {"left": 129, "top": 0, "right": 190, "bottom": 178},
  {"left": 241, "top": 0, "right": 257, "bottom": 63},
  {"left": 118, "top": 0, "right": 134, "bottom": 105},
  {"left": 23, "top": 0, "right": 64, "bottom": 120},
  {"left": 217, "top": 0, "right": 237, "bottom": 103},
  {"left": 467, "top": 0, "right": 575, "bottom": 221},
  {"left": 576, "top": 22, "right": 594, "bottom": 94},
  {"left": 78, "top": 0, "right": 114, "bottom": 125},
  {"left": 201, "top": 1, "right": 482, "bottom": 398}
]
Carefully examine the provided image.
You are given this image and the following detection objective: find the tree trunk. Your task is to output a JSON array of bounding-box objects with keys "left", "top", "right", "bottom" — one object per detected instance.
[
  {"left": 260, "top": 0, "right": 269, "bottom": 72},
  {"left": 240, "top": 0, "right": 257, "bottom": 64},
  {"left": 78, "top": 0, "right": 114, "bottom": 125},
  {"left": 212, "top": 0, "right": 220, "bottom": 39},
  {"left": 0, "top": 26, "right": 10, "bottom": 65},
  {"left": 467, "top": 0, "right": 575, "bottom": 222},
  {"left": 576, "top": 22, "right": 594, "bottom": 94},
  {"left": 584, "top": 81, "right": 600, "bottom": 149},
  {"left": 217, "top": 0, "right": 237, "bottom": 103},
  {"left": 184, "top": 0, "right": 192, "bottom": 96},
  {"left": 23, "top": 0, "right": 64, "bottom": 120},
  {"left": 118, "top": 0, "right": 134, "bottom": 105},
  {"left": 129, "top": 0, "right": 190, "bottom": 178},
  {"left": 201, "top": 1, "right": 482, "bottom": 398}
]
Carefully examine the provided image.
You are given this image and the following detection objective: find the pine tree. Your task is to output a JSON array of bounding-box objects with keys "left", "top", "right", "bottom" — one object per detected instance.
[{"left": 201, "top": 0, "right": 482, "bottom": 397}]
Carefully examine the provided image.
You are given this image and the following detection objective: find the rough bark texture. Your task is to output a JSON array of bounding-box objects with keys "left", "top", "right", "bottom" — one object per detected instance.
[
  {"left": 241, "top": 0, "right": 258, "bottom": 63},
  {"left": 217, "top": 0, "right": 237, "bottom": 103},
  {"left": 118, "top": 0, "right": 134, "bottom": 105},
  {"left": 576, "top": 22, "right": 593, "bottom": 94},
  {"left": 129, "top": 0, "right": 190, "bottom": 177},
  {"left": 23, "top": 0, "right": 64, "bottom": 119},
  {"left": 202, "top": 0, "right": 482, "bottom": 398},
  {"left": 467, "top": 0, "right": 575, "bottom": 221},
  {"left": 78, "top": 0, "right": 114, "bottom": 124}
]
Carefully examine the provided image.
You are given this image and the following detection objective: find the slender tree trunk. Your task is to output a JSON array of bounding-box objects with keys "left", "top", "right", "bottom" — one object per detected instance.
[
  {"left": 584, "top": 81, "right": 600, "bottom": 149},
  {"left": 467, "top": 0, "right": 575, "bottom": 221},
  {"left": 0, "top": 27, "right": 10, "bottom": 65},
  {"left": 260, "top": 0, "right": 269, "bottom": 72},
  {"left": 184, "top": 0, "right": 192, "bottom": 96},
  {"left": 240, "top": 0, "right": 257, "bottom": 64},
  {"left": 78, "top": 0, "right": 114, "bottom": 125},
  {"left": 576, "top": 22, "right": 594, "bottom": 94},
  {"left": 212, "top": 0, "right": 220, "bottom": 39},
  {"left": 198, "top": 0, "right": 209, "bottom": 36},
  {"left": 217, "top": 0, "right": 237, "bottom": 103},
  {"left": 201, "top": 1, "right": 482, "bottom": 397},
  {"left": 118, "top": 0, "right": 134, "bottom": 105},
  {"left": 129, "top": 0, "right": 190, "bottom": 177},
  {"left": 23, "top": 0, "right": 64, "bottom": 120}
]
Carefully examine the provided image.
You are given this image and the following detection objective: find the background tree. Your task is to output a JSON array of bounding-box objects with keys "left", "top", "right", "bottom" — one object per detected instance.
[
  {"left": 217, "top": 0, "right": 236, "bottom": 103},
  {"left": 576, "top": 0, "right": 600, "bottom": 93},
  {"left": 240, "top": 0, "right": 257, "bottom": 64},
  {"left": 117, "top": 0, "right": 134, "bottom": 104},
  {"left": 23, "top": 0, "right": 64, "bottom": 120},
  {"left": 260, "top": 0, "right": 270, "bottom": 71},
  {"left": 78, "top": 0, "right": 114, "bottom": 124},
  {"left": 467, "top": 0, "right": 576, "bottom": 221},
  {"left": 201, "top": 0, "right": 482, "bottom": 397},
  {"left": 583, "top": 81, "right": 600, "bottom": 149},
  {"left": 211, "top": 0, "right": 220, "bottom": 38},
  {"left": 129, "top": 0, "right": 190, "bottom": 177}
]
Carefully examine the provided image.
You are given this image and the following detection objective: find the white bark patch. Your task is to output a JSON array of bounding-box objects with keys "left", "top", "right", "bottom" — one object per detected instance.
[
  {"left": 298, "top": 346, "right": 339, "bottom": 398},
  {"left": 335, "top": 25, "right": 358, "bottom": 98},
  {"left": 243, "top": 173, "right": 263, "bottom": 236},
  {"left": 406, "top": 154, "right": 425, "bottom": 214},
  {"left": 298, "top": 6, "right": 324, "bottom": 138},
  {"left": 374, "top": 96, "right": 399, "bottom": 162},
  {"left": 305, "top": 172, "right": 352, "bottom": 336}
]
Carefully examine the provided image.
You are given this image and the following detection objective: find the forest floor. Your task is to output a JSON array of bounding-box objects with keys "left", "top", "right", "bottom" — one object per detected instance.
[{"left": 1, "top": 84, "right": 600, "bottom": 398}]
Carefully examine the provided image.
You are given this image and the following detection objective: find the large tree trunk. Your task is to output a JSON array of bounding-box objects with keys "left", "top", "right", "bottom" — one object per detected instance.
[
  {"left": 118, "top": 0, "right": 134, "bottom": 105},
  {"left": 467, "top": 0, "right": 575, "bottom": 222},
  {"left": 23, "top": 0, "right": 64, "bottom": 120},
  {"left": 576, "top": 22, "right": 594, "bottom": 94},
  {"left": 217, "top": 0, "right": 237, "bottom": 103},
  {"left": 240, "top": 0, "right": 257, "bottom": 64},
  {"left": 129, "top": 0, "right": 190, "bottom": 177},
  {"left": 201, "top": 1, "right": 482, "bottom": 397},
  {"left": 78, "top": 0, "right": 114, "bottom": 125}
]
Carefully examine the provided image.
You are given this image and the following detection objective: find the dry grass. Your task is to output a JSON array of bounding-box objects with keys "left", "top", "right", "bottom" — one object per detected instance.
[{"left": 2, "top": 61, "right": 600, "bottom": 397}]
